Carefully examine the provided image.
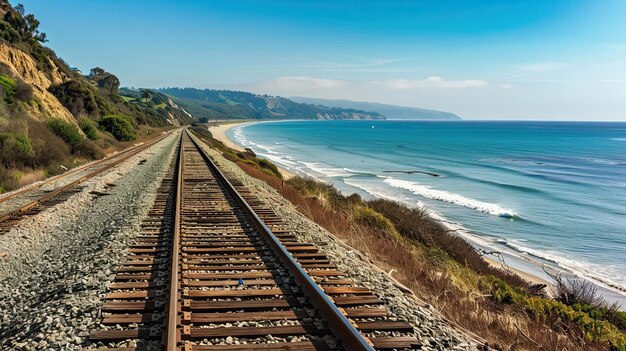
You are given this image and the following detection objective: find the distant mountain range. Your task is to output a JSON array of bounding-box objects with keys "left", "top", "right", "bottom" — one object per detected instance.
[
  {"left": 290, "top": 97, "right": 462, "bottom": 120},
  {"left": 159, "top": 88, "right": 384, "bottom": 121}
]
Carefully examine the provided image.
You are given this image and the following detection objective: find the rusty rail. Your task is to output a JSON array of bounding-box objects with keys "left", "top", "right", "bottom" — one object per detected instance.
[
  {"left": 90, "top": 129, "right": 421, "bottom": 351},
  {"left": 166, "top": 131, "right": 184, "bottom": 349},
  {"left": 0, "top": 130, "right": 178, "bottom": 224},
  {"left": 185, "top": 130, "right": 375, "bottom": 351}
]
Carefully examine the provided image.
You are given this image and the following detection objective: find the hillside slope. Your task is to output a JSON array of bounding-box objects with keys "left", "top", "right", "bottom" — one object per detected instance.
[
  {"left": 290, "top": 97, "right": 462, "bottom": 120},
  {"left": 160, "top": 87, "right": 385, "bottom": 121},
  {"left": 0, "top": 1, "right": 189, "bottom": 192}
]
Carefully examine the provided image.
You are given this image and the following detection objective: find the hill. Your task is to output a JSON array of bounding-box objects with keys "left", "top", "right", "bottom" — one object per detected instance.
[
  {"left": 0, "top": 1, "right": 189, "bottom": 192},
  {"left": 160, "top": 87, "right": 385, "bottom": 121},
  {"left": 290, "top": 97, "right": 462, "bottom": 120}
]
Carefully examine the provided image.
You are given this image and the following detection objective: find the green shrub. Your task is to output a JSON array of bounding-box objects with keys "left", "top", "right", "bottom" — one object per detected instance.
[
  {"left": 14, "top": 133, "right": 34, "bottom": 156},
  {"left": 46, "top": 118, "right": 84, "bottom": 148},
  {"left": 98, "top": 115, "right": 137, "bottom": 141},
  {"left": 352, "top": 205, "right": 399, "bottom": 238},
  {"left": 257, "top": 158, "right": 282, "bottom": 179},
  {"left": 0, "top": 75, "right": 17, "bottom": 104},
  {"left": 78, "top": 117, "right": 99, "bottom": 140},
  {"left": 483, "top": 276, "right": 626, "bottom": 349}
]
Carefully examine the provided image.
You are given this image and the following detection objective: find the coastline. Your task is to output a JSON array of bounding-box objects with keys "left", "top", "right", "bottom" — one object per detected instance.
[
  {"left": 208, "top": 121, "right": 295, "bottom": 180},
  {"left": 211, "top": 119, "right": 626, "bottom": 307},
  {"left": 210, "top": 120, "right": 552, "bottom": 286}
]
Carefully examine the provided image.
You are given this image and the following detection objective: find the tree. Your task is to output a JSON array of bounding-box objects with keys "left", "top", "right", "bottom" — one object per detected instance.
[
  {"left": 88, "top": 67, "right": 120, "bottom": 92},
  {"left": 23, "top": 13, "right": 47, "bottom": 42},
  {"left": 140, "top": 89, "right": 151, "bottom": 104},
  {"left": 15, "top": 4, "right": 25, "bottom": 16}
]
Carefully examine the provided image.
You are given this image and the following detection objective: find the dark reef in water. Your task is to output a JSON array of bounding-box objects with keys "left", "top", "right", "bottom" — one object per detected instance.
[{"left": 383, "top": 170, "right": 440, "bottom": 177}]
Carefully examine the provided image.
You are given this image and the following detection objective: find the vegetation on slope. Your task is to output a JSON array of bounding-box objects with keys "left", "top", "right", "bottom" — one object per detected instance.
[
  {"left": 119, "top": 87, "right": 195, "bottom": 125},
  {"left": 162, "top": 87, "right": 385, "bottom": 121},
  {"left": 190, "top": 127, "right": 626, "bottom": 351},
  {"left": 0, "top": 1, "right": 190, "bottom": 192}
]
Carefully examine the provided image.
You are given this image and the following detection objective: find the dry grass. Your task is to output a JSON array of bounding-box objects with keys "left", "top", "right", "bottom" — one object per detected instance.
[
  {"left": 17, "top": 169, "right": 45, "bottom": 187},
  {"left": 232, "top": 166, "right": 617, "bottom": 350}
]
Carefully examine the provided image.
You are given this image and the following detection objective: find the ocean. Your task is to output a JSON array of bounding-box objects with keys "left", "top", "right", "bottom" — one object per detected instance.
[{"left": 229, "top": 120, "right": 626, "bottom": 296}]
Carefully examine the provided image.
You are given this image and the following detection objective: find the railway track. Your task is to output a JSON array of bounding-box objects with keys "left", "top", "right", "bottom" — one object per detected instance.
[
  {"left": 0, "top": 130, "right": 176, "bottom": 233},
  {"left": 90, "top": 129, "right": 421, "bottom": 350}
]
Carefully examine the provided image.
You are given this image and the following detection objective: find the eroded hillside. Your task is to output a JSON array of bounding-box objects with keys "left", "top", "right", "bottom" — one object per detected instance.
[{"left": 0, "top": 1, "right": 189, "bottom": 192}]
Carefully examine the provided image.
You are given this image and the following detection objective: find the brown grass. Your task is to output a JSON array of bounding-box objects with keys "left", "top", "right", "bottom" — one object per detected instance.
[
  {"left": 232, "top": 164, "right": 612, "bottom": 350},
  {"left": 17, "top": 169, "right": 45, "bottom": 187},
  {"left": 368, "top": 199, "right": 530, "bottom": 289}
]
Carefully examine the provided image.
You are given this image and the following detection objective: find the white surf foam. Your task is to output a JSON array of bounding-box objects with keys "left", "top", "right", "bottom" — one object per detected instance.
[
  {"left": 384, "top": 177, "right": 518, "bottom": 218},
  {"left": 301, "top": 162, "right": 354, "bottom": 178},
  {"left": 261, "top": 154, "right": 299, "bottom": 167}
]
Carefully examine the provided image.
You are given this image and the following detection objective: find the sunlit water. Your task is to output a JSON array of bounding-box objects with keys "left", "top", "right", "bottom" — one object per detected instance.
[{"left": 230, "top": 120, "right": 626, "bottom": 294}]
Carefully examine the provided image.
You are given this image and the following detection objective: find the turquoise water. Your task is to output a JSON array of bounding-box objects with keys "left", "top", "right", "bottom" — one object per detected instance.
[{"left": 229, "top": 120, "right": 626, "bottom": 292}]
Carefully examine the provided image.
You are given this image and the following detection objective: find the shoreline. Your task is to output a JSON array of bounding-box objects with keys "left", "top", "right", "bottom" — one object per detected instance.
[
  {"left": 211, "top": 120, "right": 554, "bottom": 286},
  {"left": 209, "top": 119, "right": 626, "bottom": 307},
  {"left": 207, "top": 121, "right": 295, "bottom": 180}
]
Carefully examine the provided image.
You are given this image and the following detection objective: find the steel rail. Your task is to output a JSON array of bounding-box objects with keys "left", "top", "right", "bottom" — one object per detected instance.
[
  {"left": 185, "top": 129, "right": 375, "bottom": 351},
  {"left": 0, "top": 130, "right": 174, "bottom": 205},
  {"left": 0, "top": 129, "right": 178, "bottom": 223},
  {"left": 166, "top": 130, "right": 184, "bottom": 350}
]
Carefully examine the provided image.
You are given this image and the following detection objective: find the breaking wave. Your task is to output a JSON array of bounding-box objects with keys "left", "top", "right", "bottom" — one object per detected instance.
[{"left": 384, "top": 178, "right": 518, "bottom": 218}]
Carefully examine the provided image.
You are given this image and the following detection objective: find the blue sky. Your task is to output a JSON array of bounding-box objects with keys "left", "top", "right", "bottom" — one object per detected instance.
[{"left": 14, "top": 0, "right": 626, "bottom": 120}]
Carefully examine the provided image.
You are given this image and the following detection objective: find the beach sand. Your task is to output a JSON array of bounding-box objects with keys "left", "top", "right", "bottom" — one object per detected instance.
[
  {"left": 208, "top": 121, "right": 295, "bottom": 180},
  {"left": 483, "top": 256, "right": 552, "bottom": 287}
]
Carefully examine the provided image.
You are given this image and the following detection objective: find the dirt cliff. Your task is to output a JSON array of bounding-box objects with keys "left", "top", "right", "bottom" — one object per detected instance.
[{"left": 0, "top": 41, "right": 74, "bottom": 122}]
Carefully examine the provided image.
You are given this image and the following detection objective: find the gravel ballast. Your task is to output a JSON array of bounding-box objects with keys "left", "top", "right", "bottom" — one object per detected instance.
[
  {"left": 0, "top": 129, "right": 476, "bottom": 350},
  {"left": 0, "top": 131, "right": 181, "bottom": 350},
  {"left": 195, "top": 138, "right": 477, "bottom": 351}
]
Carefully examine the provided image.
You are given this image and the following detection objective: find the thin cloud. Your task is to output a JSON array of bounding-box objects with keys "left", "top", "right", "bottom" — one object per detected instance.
[
  {"left": 377, "top": 76, "right": 486, "bottom": 89},
  {"left": 517, "top": 62, "right": 570, "bottom": 72},
  {"left": 256, "top": 76, "right": 487, "bottom": 93},
  {"left": 259, "top": 76, "right": 348, "bottom": 90},
  {"left": 319, "top": 68, "right": 422, "bottom": 73},
  {"left": 596, "top": 79, "right": 626, "bottom": 83},
  {"left": 317, "top": 58, "right": 408, "bottom": 69},
  {"left": 312, "top": 57, "right": 421, "bottom": 73}
]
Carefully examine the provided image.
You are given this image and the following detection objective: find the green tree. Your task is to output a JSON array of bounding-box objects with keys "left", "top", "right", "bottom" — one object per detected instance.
[
  {"left": 140, "top": 89, "right": 152, "bottom": 104},
  {"left": 98, "top": 115, "right": 137, "bottom": 141},
  {"left": 15, "top": 4, "right": 25, "bottom": 16}
]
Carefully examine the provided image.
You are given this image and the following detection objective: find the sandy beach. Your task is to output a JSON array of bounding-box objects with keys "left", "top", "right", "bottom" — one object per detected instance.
[{"left": 208, "top": 121, "right": 295, "bottom": 179}]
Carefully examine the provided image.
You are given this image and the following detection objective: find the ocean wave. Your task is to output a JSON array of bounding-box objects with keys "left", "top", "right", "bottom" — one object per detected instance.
[
  {"left": 344, "top": 179, "right": 404, "bottom": 201},
  {"left": 262, "top": 154, "right": 299, "bottom": 167},
  {"left": 611, "top": 138, "right": 626, "bottom": 142},
  {"left": 581, "top": 157, "right": 624, "bottom": 166},
  {"left": 300, "top": 163, "right": 377, "bottom": 178},
  {"left": 342, "top": 168, "right": 378, "bottom": 177},
  {"left": 384, "top": 178, "right": 518, "bottom": 218},
  {"left": 254, "top": 143, "right": 279, "bottom": 155},
  {"left": 302, "top": 162, "right": 354, "bottom": 178}
]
